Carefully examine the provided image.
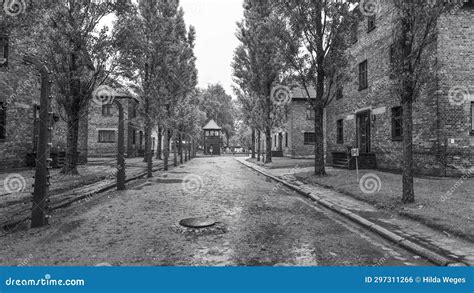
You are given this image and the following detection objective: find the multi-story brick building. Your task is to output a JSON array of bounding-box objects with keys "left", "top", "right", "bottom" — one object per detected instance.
[
  {"left": 325, "top": 1, "right": 474, "bottom": 176},
  {"left": 87, "top": 88, "right": 158, "bottom": 158},
  {"left": 0, "top": 36, "right": 88, "bottom": 169},
  {"left": 0, "top": 54, "right": 152, "bottom": 169},
  {"left": 270, "top": 87, "right": 324, "bottom": 158}
]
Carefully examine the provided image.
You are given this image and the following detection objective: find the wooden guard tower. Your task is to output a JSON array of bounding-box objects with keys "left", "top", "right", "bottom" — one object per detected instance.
[{"left": 203, "top": 120, "right": 222, "bottom": 156}]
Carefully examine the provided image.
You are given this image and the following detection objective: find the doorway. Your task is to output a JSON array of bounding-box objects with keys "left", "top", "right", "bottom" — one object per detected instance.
[{"left": 356, "top": 110, "right": 371, "bottom": 153}]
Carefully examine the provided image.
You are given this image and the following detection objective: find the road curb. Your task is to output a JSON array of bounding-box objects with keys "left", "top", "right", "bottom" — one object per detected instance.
[{"left": 236, "top": 158, "right": 469, "bottom": 267}]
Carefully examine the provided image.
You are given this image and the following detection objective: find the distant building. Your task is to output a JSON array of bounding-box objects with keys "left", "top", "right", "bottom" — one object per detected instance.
[
  {"left": 269, "top": 87, "right": 325, "bottom": 159},
  {"left": 87, "top": 88, "right": 158, "bottom": 158},
  {"left": 203, "top": 120, "right": 222, "bottom": 155}
]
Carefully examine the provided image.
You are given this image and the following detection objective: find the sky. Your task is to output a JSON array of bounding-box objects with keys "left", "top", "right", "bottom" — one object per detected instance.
[
  {"left": 180, "top": 0, "right": 244, "bottom": 96},
  {"left": 101, "top": 0, "right": 243, "bottom": 96}
]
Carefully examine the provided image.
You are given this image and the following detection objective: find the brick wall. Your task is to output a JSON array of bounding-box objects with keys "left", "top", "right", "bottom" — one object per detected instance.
[
  {"left": 285, "top": 100, "right": 317, "bottom": 158},
  {"left": 325, "top": 2, "right": 474, "bottom": 176},
  {"left": 437, "top": 5, "right": 474, "bottom": 175},
  {"left": 87, "top": 100, "right": 130, "bottom": 157},
  {"left": 0, "top": 48, "right": 67, "bottom": 169}
]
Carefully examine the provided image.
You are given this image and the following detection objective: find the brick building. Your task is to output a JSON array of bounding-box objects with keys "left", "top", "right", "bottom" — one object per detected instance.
[
  {"left": 270, "top": 87, "right": 325, "bottom": 158},
  {"left": 87, "top": 89, "right": 157, "bottom": 158},
  {"left": 325, "top": 1, "right": 474, "bottom": 176},
  {"left": 0, "top": 37, "right": 88, "bottom": 169}
]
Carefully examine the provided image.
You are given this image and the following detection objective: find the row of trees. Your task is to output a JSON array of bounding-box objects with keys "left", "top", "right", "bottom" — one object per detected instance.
[
  {"left": 2, "top": 0, "right": 207, "bottom": 176},
  {"left": 232, "top": 0, "right": 456, "bottom": 203}
]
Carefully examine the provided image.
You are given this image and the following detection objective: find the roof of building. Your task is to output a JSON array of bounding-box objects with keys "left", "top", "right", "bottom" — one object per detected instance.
[
  {"left": 203, "top": 119, "right": 222, "bottom": 130},
  {"left": 290, "top": 86, "right": 317, "bottom": 100}
]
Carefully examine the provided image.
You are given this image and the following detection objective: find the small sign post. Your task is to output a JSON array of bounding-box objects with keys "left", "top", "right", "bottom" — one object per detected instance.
[{"left": 351, "top": 148, "right": 360, "bottom": 181}]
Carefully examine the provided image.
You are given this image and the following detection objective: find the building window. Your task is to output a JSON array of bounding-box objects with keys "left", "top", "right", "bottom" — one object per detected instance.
[
  {"left": 132, "top": 129, "right": 136, "bottom": 145},
  {"left": 336, "top": 87, "right": 343, "bottom": 100},
  {"left": 304, "top": 132, "right": 316, "bottom": 145},
  {"left": 0, "top": 36, "right": 8, "bottom": 67},
  {"left": 102, "top": 104, "right": 113, "bottom": 116},
  {"left": 139, "top": 131, "right": 143, "bottom": 148},
  {"left": 392, "top": 106, "right": 403, "bottom": 141},
  {"left": 0, "top": 102, "right": 5, "bottom": 139},
  {"left": 359, "top": 60, "right": 368, "bottom": 90},
  {"left": 131, "top": 103, "right": 138, "bottom": 119},
  {"left": 98, "top": 130, "right": 116, "bottom": 143},
  {"left": 471, "top": 102, "right": 474, "bottom": 134},
  {"left": 207, "top": 130, "right": 219, "bottom": 137},
  {"left": 352, "top": 22, "right": 358, "bottom": 43},
  {"left": 367, "top": 15, "right": 376, "bottom": 32},
  {"left": 285, "top": 132, "right": 288, "bottom": 148},
  {"left": 306, "top": 107, "right": 315, "bottom": 120},
  {"left": 336, "top": 119, "right": 344, "bottom": 144}
]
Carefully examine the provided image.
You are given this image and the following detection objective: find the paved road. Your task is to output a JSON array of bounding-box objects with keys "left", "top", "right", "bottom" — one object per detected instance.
[{"left": 0, "top": 156, "right": 431, "bottom": 266}]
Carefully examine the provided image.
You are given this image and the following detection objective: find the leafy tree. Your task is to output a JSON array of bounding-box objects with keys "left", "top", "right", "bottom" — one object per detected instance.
[
  {"left": 273, "top": 0, "right": 353, "bottom": 175},
  {"left": 115, "top": 0, "right": 197, "bottom": 172},
  {"left": 234, "top": 0, "right": 287, "bottom": 163},
  {"left": 390, "top": 0, "right": 457, "bottom": 203},
  {"left": 11, "top": 0, "right": 131, "bottom": 175},
  {"left": 198, "top": 84, "right": 236, "bottom": 146}
]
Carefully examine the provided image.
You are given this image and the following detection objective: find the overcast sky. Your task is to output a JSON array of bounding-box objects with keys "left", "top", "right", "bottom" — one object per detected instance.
[
  {"left": 102, "top": 1, "right": 243, "bottom": 96},
  {"left": 180, "top": 0, "right": 244, "bottom": 96}
]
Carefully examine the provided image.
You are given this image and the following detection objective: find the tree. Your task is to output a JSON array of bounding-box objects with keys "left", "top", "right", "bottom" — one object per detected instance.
[
  {"left": 273, "top": 0, "right": 353, "bottom": 175},
  {"left": 114, "top": 0, "right": 197, "bottom": 172},
  {"left": 198, "top": 84, "right": 236, "bottom": 146},
  {"left": 233, "top": 0, "right": 287, "bottom": 164},
  {"left": 18, "top": 0, "right": 131, "bottom": 175},
  {"left": 159, "top": 6, "right": 198, "bottom": 170},
  {"left": 390, "top": 0, "right": 457, "bottom": 203}
]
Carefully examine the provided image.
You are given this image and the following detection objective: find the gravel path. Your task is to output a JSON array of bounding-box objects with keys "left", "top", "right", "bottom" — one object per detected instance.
[{"left": 0, "top": 156, "right": 431, "bottom": 266}]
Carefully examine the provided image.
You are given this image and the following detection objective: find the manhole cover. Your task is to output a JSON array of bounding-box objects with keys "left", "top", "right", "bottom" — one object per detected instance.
[{"left": 179, "top": 217, "right": 216, "bottom": 229}]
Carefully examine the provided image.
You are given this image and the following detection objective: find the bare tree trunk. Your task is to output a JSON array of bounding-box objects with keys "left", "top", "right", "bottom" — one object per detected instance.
[
  {"left": 145, "top": 119, "right": 153, "bottom": 178},
  {"left": 173, "top": 132, "right": 178, "bottom": 167},
  {"left": 184, "top": 139, "right": 188, "bottom": 162},
  {"left": 251, "top": 128, "right": 256, "bottom": 159},
  {"left": 178, "top": 133, "right": 183, "bottom": 164},
  {"left": 257, "top": 130, "right": 261, "bottom": 162},
  {"left": 402, "top": 99, "right": 415, "bottom": 203},
  {"left": 314, "top": 106, "right": 326, "bottom": 176},
  {"left": 62, "top": 114, "right": 80, "bottom": 175},
  {"left": 189, "top": 142, "right": 192, "bottom": 160},
  {"left": 156, "top": 125, "right": 162, "bottom": 160},
  {"left": 265, "top": 127, "right": 272, "bottom": 164},
  {"left": 163, "top": 129, "right": 170, "bottom": 171}
]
